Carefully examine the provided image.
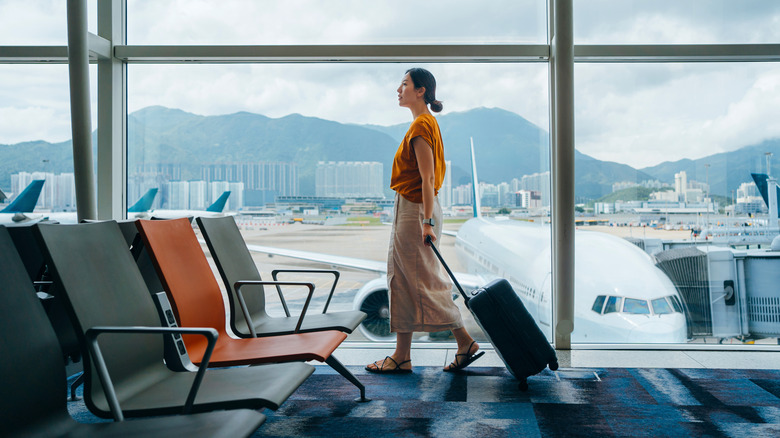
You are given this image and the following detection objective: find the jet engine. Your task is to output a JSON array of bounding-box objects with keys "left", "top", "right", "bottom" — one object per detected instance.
[{"left": 352, "top": 277, "right": 395, "bottom": 342}]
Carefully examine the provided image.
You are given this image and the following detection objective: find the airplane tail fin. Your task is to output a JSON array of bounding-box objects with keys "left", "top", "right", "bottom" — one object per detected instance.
[
  {"left": 0, "top": 180, "right": 44, "bottom": 213},
  {"left": 207, "top": 191, "right": 231, "bottom": 212},
  {"left": 128, "top": 188, "right": 158, "bottom": 213},
  {"left": 750, "top": 173, "right": 780, "bottom": 217},
  {"left": 470, "top": 137, "right": 482, "bottom": 218}
]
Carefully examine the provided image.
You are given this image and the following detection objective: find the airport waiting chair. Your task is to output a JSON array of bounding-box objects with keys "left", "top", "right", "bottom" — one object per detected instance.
[
  {"left": 4, "top": 222, "right": 85, "bottom": 400},
  {"left": 136, "top": 217, "right": 368, "bottom": 402},
  {"left": 196, "top": 215, "right": 367, "bottom": 338},
  {"left": 33, "top": 221, "right": 315, "bottom": 419},
  {"left": 0, "top": 226, "right": 266, "bottom": 438}
]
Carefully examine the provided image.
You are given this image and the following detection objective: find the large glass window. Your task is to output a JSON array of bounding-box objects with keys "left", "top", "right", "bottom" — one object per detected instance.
[
  {"left": 128, "top": 0, "right": 547, "bottom": 45},
  {"left": 127, "top": 62, "right": 550, "bottom": 342},
  {"left": 573, "top": 62, "right": 780, "bottom": 345},
  {"left": 0, "top": 65, "right": 95, "bottom": 217}
]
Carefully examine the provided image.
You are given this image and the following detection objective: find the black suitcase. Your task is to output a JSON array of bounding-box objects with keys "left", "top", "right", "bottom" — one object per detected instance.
[{"left": 427, "top": 237, "right": 558, "bottom": 390}]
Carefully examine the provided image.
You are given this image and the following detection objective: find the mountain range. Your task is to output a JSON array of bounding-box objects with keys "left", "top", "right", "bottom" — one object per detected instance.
[{"left": 1, "top": 106, "right": 779, "bottom": 201}]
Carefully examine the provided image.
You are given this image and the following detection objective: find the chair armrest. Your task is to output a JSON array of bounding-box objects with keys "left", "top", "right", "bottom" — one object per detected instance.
[
  {"left": 271, "top": 269, "right": 341, "bottom": 313},
  {"left": 234, "top": 280, "right": 315, "bottom": 336},
  {"left": 84, "top": 326, "right": 219, "bottom": 421}
]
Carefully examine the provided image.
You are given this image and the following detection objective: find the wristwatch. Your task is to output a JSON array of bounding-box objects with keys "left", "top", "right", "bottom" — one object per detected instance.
[{"left": 422, "top": 218, "right": 435, "bottom": 227}]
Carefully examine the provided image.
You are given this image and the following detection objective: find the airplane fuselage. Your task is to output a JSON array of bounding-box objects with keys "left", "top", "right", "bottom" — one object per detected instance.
[{"left": 455, "top": 218, "right": 688, "bottom": 343}]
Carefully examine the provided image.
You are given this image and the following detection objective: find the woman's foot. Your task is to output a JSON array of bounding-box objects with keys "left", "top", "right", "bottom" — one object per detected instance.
[
  {"left": 365, "top": 356, "right": 413, "bottom": 374},
  {"left": 444, "top": 341, "right": 484, "bottom": 372}
]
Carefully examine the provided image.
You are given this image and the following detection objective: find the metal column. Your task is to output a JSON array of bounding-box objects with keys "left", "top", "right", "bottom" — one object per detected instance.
[
  {"left": 550, "top": 0, "right": 575, "bottom": 350},
  {"left": 67, "top": 0, "right": 96, "bottom": 222}
]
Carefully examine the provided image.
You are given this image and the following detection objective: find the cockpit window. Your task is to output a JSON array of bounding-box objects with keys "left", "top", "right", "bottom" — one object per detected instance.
[
  {"left": 669, "top": 295, "right": 683, "bottom": 313},
  {"left": 604, "top": 296, "right": 622, "bottom": 314},
  {"left": 651, "top": 297, "right": 674, "bottom": 315},
  {"left": 624, "top": 298, "right": 650, "bottom": 315},
  {"left": 592, "top": 295, "right": 606, "bottom": 314}
]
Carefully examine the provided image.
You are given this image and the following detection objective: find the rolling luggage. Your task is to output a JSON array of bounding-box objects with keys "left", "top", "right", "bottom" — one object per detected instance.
[{"left": 427, "top": 236, "right": 558, "bottom": 390}]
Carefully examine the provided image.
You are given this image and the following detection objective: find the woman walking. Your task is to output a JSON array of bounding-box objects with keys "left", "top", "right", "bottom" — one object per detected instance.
[{"left": 366, "top": 68, "right": 483, "bottom": 374}]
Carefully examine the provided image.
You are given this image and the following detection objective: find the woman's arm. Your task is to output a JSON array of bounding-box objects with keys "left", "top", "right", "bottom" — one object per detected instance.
[{"left": 412, "top": 136, "right": 436, "bottom": 245}]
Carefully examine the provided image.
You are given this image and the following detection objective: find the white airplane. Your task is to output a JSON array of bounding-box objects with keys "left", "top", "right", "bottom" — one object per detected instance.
[
  {"left": 150, "top": 191, "right": 233, "bottom": 220},
  {"left": 240, "top": 140, "right": 688, "bottom": 344}
]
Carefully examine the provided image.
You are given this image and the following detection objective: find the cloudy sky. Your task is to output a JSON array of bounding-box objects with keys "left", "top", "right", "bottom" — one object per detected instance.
[{"left": 2, "top": 0, "right": 780, "bottom": 169}]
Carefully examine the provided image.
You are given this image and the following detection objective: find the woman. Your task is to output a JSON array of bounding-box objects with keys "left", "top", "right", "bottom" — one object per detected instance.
[{"left": 366, "top": 68, "right": 483, "bottom": 374}]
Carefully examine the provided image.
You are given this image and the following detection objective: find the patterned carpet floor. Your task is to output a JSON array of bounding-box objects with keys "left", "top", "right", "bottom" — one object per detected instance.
[{"left": 68, "top": 365, "right": 780, "bottom": 437}]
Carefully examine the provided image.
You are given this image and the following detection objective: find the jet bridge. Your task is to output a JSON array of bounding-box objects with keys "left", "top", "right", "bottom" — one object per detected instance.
[{"left": 654, "top": 244, "right": 780, "bottom": 341}]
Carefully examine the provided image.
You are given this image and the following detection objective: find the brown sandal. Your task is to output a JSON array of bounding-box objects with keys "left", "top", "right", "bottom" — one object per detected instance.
[{"left": 365, "top": 356, "right": 413, "bottom": 374}]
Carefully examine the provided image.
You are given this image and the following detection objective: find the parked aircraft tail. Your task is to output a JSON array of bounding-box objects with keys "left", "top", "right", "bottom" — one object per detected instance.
[
  {"left": 206, "top": 191, "right": 231, "bottom": 213},
  {"left": 127, "top": 188, "right": 158, "bottom": 213},
  {"left": 750, "top": 173, "right": 780, "bottom": 217},
  {"left": 470, "top": 137, "right": 482, "bottom": 218},
  {"left": 0, "top": 180, "right": 44, "bottom": 213}
]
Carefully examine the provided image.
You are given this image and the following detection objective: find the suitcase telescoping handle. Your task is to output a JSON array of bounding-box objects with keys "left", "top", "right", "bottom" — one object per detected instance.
[{"left": 425, "top": 235, "right": 470, "bottom": 302}]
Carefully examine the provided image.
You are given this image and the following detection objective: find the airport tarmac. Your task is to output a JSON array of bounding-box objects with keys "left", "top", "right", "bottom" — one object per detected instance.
[{"left": 197, "top": 221, "right": 483, "bottom": 344}]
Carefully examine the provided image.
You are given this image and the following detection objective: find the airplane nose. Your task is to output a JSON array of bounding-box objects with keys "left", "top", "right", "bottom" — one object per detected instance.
[{"left": 628, "top": 320, "right": 686, "bottom": 343}]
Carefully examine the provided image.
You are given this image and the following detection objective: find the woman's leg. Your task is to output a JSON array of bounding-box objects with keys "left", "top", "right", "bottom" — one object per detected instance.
[{"left": 392, "top": 332, "right": 413, "bottom": 363}]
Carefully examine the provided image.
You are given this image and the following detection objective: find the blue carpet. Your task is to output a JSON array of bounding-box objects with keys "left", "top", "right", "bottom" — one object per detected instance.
[{"left": 67, "top": 366, "right": 780, "bottom": 437}]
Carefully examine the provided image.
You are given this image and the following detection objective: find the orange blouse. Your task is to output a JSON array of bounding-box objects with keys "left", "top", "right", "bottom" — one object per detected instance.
[{"left": 390, "top": 114, "right": 446, "bottom": 203}]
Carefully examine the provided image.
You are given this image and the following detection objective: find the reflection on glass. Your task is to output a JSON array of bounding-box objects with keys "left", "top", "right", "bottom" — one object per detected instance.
[
  {"left": 604, "top": 296, "right": 622, "bottom": 314},
  {"left": 651, "top": 297, "right": 673, "bottom": 315},
  {"left": 624, "top": 298, "right": 650, "bottom": 315},
  {"left": 592, "top": 295, "right": 606, "bottom": 313}
]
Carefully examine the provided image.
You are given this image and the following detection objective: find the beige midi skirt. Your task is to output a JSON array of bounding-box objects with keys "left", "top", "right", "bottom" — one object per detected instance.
[{"left": 387, "top": 193, "right": 464, "bottom": 333}]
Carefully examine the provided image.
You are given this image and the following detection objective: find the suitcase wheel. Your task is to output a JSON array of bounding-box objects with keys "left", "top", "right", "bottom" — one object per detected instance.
[
  {"left": 549, "top": 361, "right": 559, "bottom": 371},
  {"left": 518, "top": 379, "right": 529, "bottom": 392}
]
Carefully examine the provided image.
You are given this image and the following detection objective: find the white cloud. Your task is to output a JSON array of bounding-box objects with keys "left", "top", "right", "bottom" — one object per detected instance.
[
  {"left": 575, "top": 64, "right": 780, "bottom": 168},
  {"left": 574, "top": 0, "right": 780, "bottom": 44},
  {"left": 0, "top": 63, "right": 97, "bottom": 145}
]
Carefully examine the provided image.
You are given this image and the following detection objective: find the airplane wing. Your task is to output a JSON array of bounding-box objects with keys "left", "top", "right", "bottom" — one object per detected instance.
[
  {"left": 244, "top": 243, "right": 387, "bottom": 274},
  {"left": 240, "top": 242, "right": 486, "bottom": 290}
]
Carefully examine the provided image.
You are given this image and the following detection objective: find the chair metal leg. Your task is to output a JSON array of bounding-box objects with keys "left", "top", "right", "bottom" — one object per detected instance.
[
  {"left": 325, "top": 355, "right": 370, "bottom": 402},
  {"left": 70, "top": 372, "right": 84, "bottom": 401}
]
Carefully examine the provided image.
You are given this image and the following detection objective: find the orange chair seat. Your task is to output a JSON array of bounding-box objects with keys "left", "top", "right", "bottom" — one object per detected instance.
[{"left": 185, "top": 330, "right": 348, "bottom": 367}]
